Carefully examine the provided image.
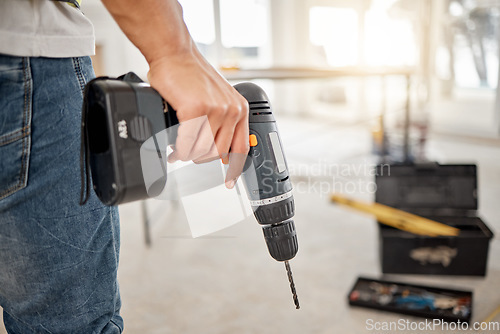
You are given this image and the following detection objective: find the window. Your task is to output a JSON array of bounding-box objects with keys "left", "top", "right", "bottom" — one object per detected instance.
[
  {"left": 364, "top": 1, "right": 417, "bottom": 66},
  {"left": 220, "top": 0, "right": 269, "bottom": 48},
  {"left": 309, "top": 7, "right": 359, "bottom": 67},
  {"left": 179, "top": 0, "right": 270, "bottom": 67},
  {"left": 178, "top": 0, "right": 215, "bottom": 45}
]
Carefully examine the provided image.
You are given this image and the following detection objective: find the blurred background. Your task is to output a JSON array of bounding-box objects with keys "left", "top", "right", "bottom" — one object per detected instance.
[
  {"left": 3, "top": 0, "right": 500, "bottom": 333},
  {"left": 83, "top": 0, "right": 500, "bottom": 141},
  {"left": 85, "top": 0, "right": 500, "bottom": 333}
]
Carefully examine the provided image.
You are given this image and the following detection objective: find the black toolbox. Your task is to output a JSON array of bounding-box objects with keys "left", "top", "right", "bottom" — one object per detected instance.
[{"left": 375, "top": 163, "right": 494, "bottom": 276}]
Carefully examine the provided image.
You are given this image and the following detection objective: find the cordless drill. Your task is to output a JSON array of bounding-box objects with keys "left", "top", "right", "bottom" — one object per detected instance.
[
  {"left": 234, "top": 83, "right": 299, "bottom": 308},
  {"left": 80, "top": 73, "right": 299, "bottom": 308}
]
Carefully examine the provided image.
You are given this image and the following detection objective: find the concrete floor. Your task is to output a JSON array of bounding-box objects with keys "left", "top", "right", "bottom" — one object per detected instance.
[
  {"left": 1, "top": 113, "right": 499, "bottom": 333},
  {"left": 116, "top": 117, "right": 500, "bottom": 334}
]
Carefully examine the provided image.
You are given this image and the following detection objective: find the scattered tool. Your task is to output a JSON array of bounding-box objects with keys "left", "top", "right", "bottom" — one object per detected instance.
[
  {"left": 330, "top": 193, "right": 459, "bottom": 237},
  {"left": 348, "top": 277, "right": 473, "bottom": 323}
]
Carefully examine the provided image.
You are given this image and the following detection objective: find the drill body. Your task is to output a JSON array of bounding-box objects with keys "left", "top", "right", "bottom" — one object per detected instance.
[{"left": 234, "top": 83, "right": 298, "bottom": 263}]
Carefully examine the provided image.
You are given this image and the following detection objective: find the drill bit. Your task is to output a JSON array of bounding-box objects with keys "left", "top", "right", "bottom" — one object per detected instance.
[{"left": 284, "top": 260, "right": 300, "bottom": 309}]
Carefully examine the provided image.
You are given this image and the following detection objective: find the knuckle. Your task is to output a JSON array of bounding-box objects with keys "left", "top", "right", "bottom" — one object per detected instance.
[
  {"left": 187, "top": 100, "right": 217, "bottom": 116},
  {"left": 235, "top": 141, "right": 250, "bottom": 154},
  {"left": 239, "top": 97, "right": 249, "bottom": 112},
  {"left": 226, "top": 106, "right": 241, "bottom": 121},
  {"left": 203, "top": 102, "right": 226, "bottom": 119},
  {"left": 240, "top": 96, "right": 249, "bottom": 109}
]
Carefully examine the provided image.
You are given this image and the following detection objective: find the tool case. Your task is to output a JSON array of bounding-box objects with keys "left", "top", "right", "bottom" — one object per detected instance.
[
  {"left": 348, "top": 277, "right": 473, "bottom": 323},
  {"left": 375, "top": 163, "right": 494, "bottom": 276}
]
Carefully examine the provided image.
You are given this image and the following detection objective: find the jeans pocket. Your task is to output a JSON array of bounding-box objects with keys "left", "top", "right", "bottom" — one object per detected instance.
[{"left": 0, "top": 56, "right": 32, "bottom": 200}]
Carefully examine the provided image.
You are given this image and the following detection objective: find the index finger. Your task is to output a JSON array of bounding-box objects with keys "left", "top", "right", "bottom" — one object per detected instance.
[{"left": 224, "top": 118, "right": 250, "bottom": 188}]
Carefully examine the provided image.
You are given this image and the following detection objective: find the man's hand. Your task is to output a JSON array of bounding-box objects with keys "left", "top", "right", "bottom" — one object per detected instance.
[
  {"left": 102, "top": 0, "right": 249, "bottom": 188},
  {"left": 148, "top": 46, "right": 249, "bottom": 188}
]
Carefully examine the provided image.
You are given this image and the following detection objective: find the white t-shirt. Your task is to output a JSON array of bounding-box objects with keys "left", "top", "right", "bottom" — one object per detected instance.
[{"left": 0, "top": 0, "right": 95, "bottom": 57}]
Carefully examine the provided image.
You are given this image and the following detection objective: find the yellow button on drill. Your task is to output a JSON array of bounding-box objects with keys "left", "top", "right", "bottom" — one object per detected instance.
[{"left": 249, "top": 134, "right": 258, "bottom": 147}]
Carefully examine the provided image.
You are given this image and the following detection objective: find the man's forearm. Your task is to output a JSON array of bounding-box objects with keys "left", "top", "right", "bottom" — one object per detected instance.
[
  {"left": 101, "top": 0, "right": 250, "bottom": 187},
  {"left": 101, "top": 0, "right": 193, "bottom": 64}
]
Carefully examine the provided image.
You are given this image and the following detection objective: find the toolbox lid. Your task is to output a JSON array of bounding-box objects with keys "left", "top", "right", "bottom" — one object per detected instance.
[{"left": 375, "top": 163, "right": 478, "bottom": 213}]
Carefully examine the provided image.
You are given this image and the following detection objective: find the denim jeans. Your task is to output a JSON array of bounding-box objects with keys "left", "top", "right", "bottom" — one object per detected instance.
[{"left": 0, "top": 55, "right": 123, "bottom": 333}]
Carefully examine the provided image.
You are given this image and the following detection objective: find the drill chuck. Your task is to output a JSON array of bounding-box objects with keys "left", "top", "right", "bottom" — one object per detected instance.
[
  {"left": 250, "top": 191, "right": 295, "bottom": 226},
  {"left": 262, "top": 220, "right": 298, "bottom": 262}
]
